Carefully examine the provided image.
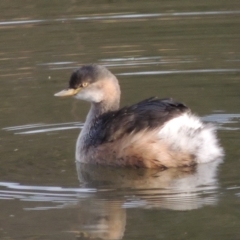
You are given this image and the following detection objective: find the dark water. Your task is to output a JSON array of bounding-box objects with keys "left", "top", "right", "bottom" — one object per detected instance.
[{"left": 1, "top": 1, "right": 240, "bottom": 239}]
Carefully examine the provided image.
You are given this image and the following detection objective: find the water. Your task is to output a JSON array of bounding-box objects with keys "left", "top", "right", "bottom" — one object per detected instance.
[{"left": 0, "top": 0, "right": 240, "bottom": 239}]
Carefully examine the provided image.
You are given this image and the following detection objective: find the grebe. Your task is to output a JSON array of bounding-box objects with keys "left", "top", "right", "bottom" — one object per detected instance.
[{"left": 54, "top": 65, "right": 223, "bottom": 168}]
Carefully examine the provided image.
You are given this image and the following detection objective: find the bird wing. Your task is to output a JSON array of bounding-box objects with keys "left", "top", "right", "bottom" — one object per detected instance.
[{"left": 91, "top": 97, "right": 190, "bottom": 145}]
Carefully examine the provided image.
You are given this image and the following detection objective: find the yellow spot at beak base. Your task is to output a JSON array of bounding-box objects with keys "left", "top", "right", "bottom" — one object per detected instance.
[{"left": 54, "top": 88, "right": 80, "bottom": 97}]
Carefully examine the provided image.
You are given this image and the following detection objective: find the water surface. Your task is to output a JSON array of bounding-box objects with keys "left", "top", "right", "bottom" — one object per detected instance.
[{"left": 0, "top": 0, "right": 240, "bottom": 239}]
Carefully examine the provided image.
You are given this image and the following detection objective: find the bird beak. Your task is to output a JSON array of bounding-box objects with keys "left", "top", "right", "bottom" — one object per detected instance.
[{"left": 54, "top": 88, "right": 81, "bottom": 97}]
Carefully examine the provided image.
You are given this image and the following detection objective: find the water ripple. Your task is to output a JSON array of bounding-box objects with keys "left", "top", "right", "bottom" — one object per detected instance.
[
  {"left": 203, "top": 114, "right": 240, "bottom": 124},
  {"left": 1, "top": 10, "right": 240, "bottom": 26},
  {"left": 203, "top": 113, "right": 240, "bottom": 131},
  {"left": 0, "top": 181, "right": 95, "bottom": 193},
  {"left": 3, "top": 122, "right": 83, "bottom": 134},
  {"left": 99, "top": 56, "right": 164, "bottom": 68},
  {"left": 0, "top": 182, "right": 96, "bottom": 210},
  {"left": 0, "top": 19, "right": 45, "bottom": 26},
  {"left": 118, "top": 69, "right": 240, "bottom": 76},
  {"left": 48, "top": 56, "right": 195, "bottom": 70}
]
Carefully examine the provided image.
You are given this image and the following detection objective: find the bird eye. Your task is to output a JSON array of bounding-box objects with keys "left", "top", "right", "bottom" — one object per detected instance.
[{"left": 82, "top": 82, "right": 88, "bottom": 88}]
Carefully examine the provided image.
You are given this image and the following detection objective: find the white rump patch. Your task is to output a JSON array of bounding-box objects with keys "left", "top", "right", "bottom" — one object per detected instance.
[{"left": 158, "top": 113, "right": 223, "bottom": 163}]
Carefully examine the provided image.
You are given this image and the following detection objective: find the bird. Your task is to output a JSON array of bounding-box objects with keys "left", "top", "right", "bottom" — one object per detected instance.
[{"left": 54, "top": 64, "right": 223, "bottom": 169}]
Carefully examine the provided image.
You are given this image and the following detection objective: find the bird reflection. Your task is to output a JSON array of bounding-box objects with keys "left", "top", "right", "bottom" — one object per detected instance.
[
  {"left": 73, "top": 159, "right": 222, "bottom": 239},
  {"left": 74, "top": 199, "right": 126, "bottom": 240}
]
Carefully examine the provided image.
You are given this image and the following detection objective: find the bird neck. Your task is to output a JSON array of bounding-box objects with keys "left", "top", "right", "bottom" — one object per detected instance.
[
  {"left": 76, "top": 75, "right": 121, "bottom": 160},
  {"left": 93, "top": 99, "right": 120, "bottom": 116},
  {"left": 85, "top": 99, "right": 119, "bottom": 131},
  {"left": 76, "top": 99, "right": 120, "bottom": 158}
]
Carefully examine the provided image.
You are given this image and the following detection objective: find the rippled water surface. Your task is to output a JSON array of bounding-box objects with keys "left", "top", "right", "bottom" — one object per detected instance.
[{"left": 1, "top": 0, "right": 240, "bottom": 239}]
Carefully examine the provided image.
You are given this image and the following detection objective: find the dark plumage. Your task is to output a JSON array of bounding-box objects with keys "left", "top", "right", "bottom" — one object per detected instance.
[
  {"left": 89, "top": 97, "right": 189, "bottom": 147},
  {"left": 69, "top": 65, "right": 108, "bottom": 89}
]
